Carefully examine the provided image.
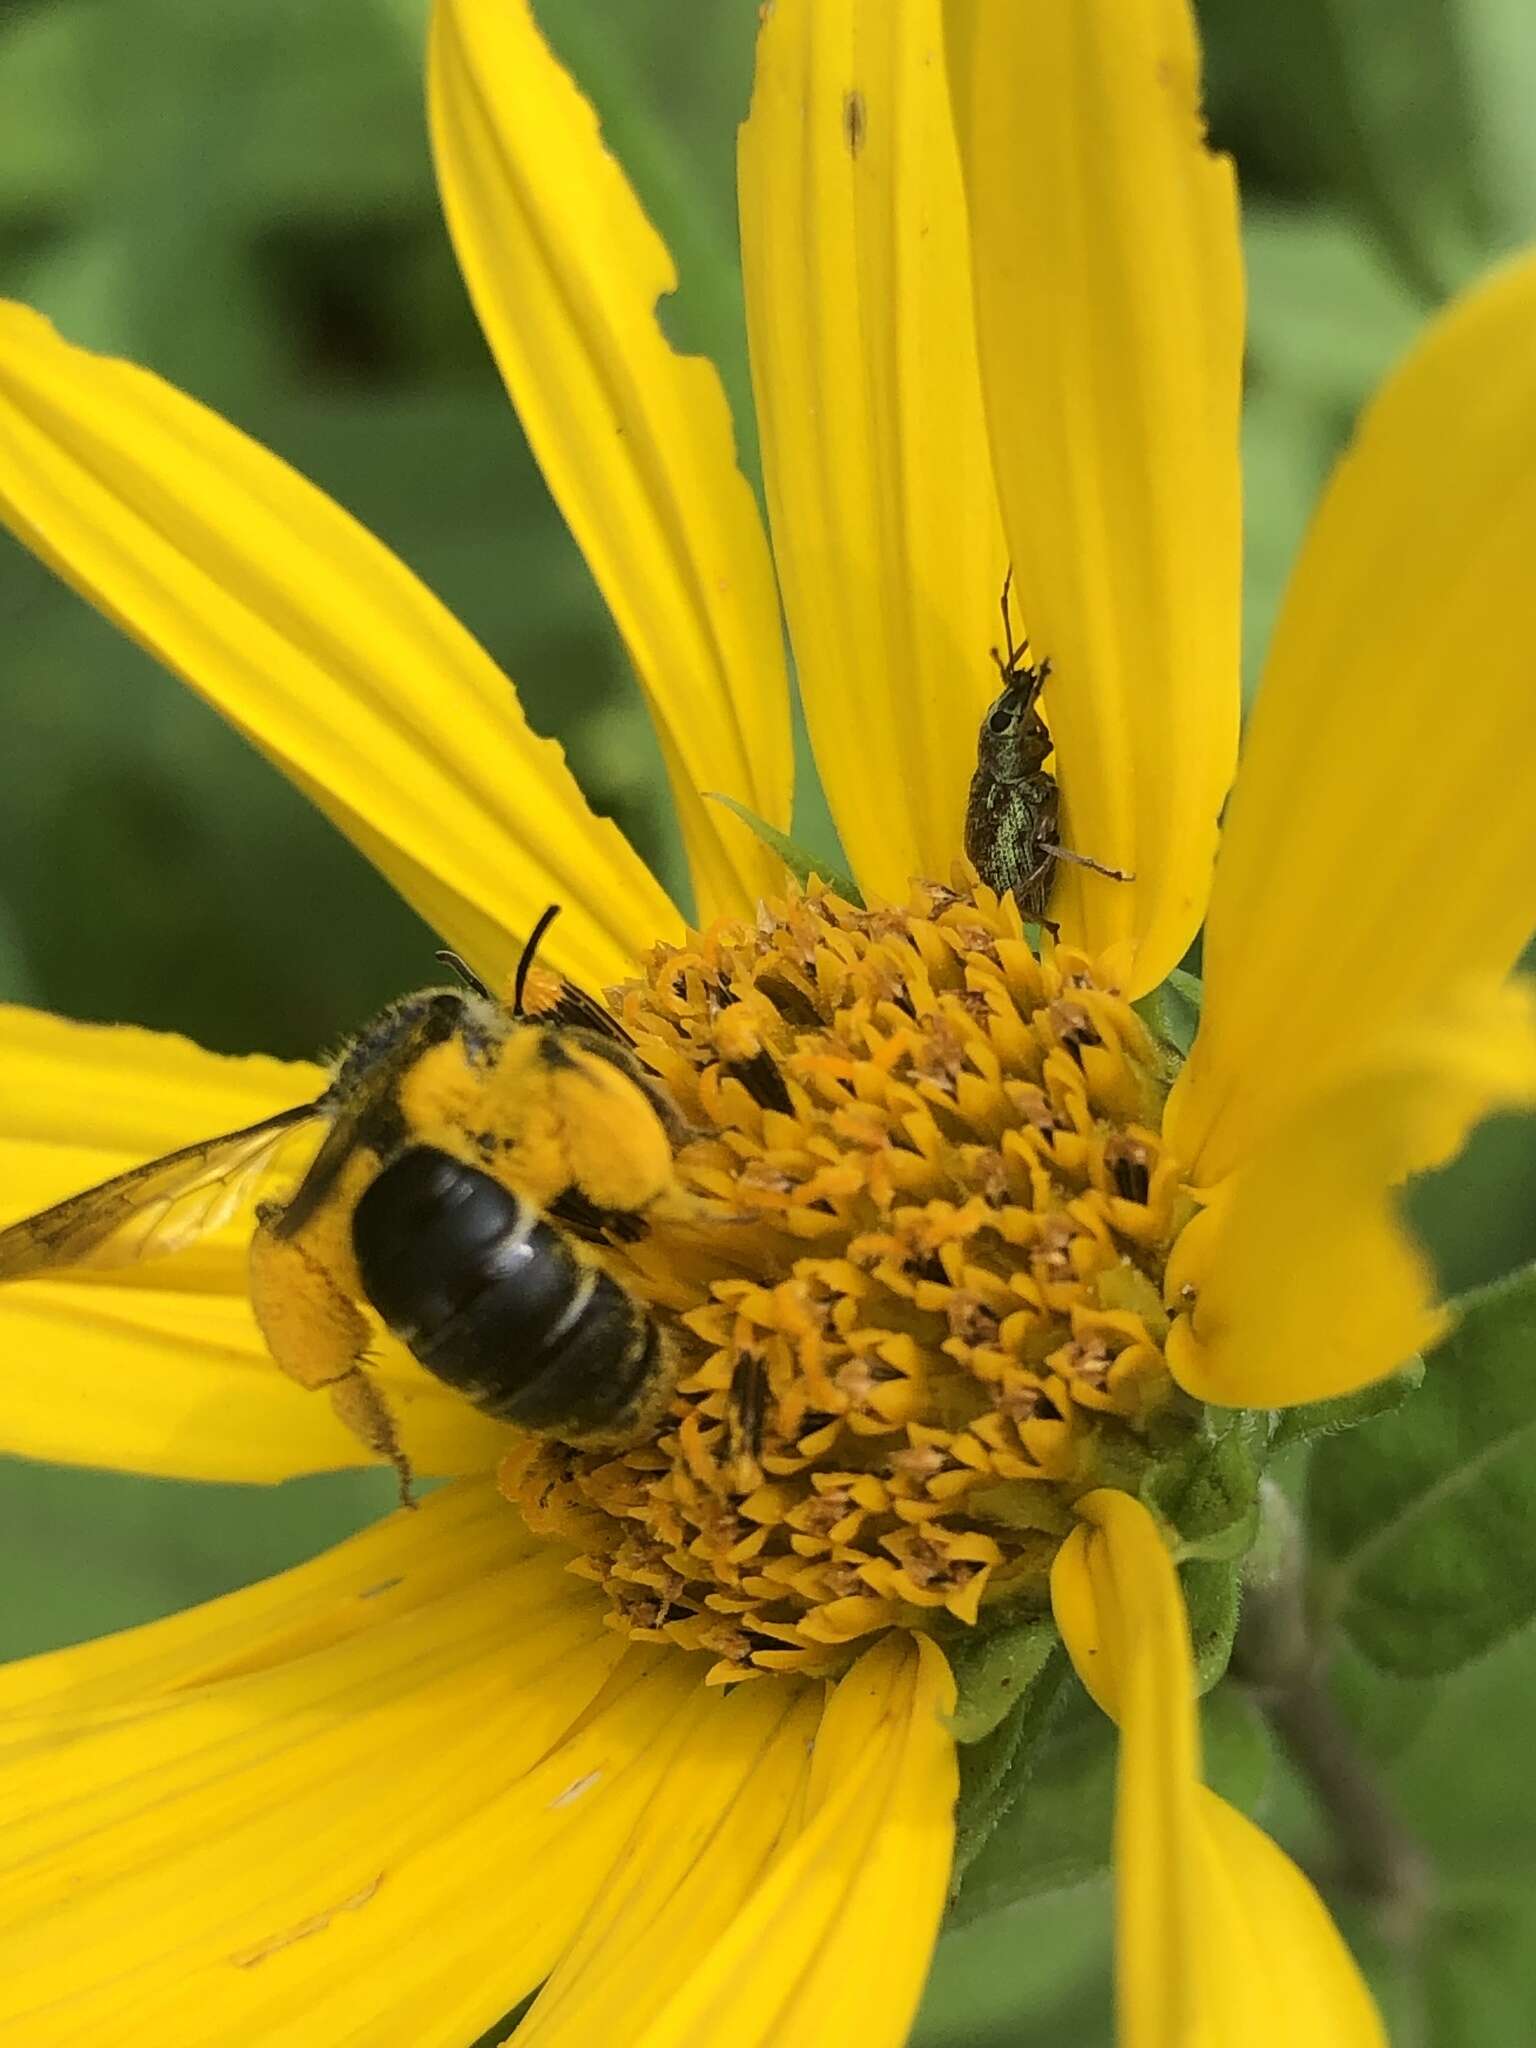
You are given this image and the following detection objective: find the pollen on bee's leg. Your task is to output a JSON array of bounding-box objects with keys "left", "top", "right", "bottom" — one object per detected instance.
[
  {"left": 330, "top": 1369, "right": 416, "bottom": 1508},
  {"left": 711, "top": 997, "right": 793, "bottom": 1114},
  {"left": 498, "top": 875, "right": 1206, "bottom": 1684},
  {"left": 250, "top": 1217, "right": 415, "bottom": 1503}
]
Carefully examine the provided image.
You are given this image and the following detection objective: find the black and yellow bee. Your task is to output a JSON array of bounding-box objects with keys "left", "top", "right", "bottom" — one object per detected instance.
[{"left": 0, "top": 909, "right": 694, "bottom": 1501}]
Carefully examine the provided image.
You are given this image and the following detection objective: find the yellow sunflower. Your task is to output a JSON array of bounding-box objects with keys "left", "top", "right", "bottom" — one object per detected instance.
[{"left": 1, "top": 0, "right": 1533, "bottom": 2043}]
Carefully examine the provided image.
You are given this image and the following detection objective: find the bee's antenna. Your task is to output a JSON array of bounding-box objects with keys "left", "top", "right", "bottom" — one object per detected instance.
[
  {"left": 513, "top": 904, "right": 563, "bottom": 1016},
  {"left": 434, "top": 950, "right": 493, "bottom": 1001}
]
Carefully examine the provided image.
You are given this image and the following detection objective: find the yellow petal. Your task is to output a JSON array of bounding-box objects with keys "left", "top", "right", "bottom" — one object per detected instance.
[
  {"left": 0, "top": 1474, "right": 536, "bottom": 1712},
  {"left": 1167, "top": 979, "right": 1536, "bottom": 1407},
  {"left": 1173, "top": 249, "right": 1536, "bottom": 1183},
  {"left": 1193, "top": 1792, "right": 1388, "bottom": 2048},
  {"left": 0, "top": 1475, "right": 535, "bottom": 1710},
  {"left": 549, "top": 1633, "right": 956, "bottom": 2048},
  {"left": 738, "top": 0, "right": 1007, "bottom": 900},
  {"left": 511, "top": 1679, "right": 823, "bottom": 2045},
  {"left": 0, "top": 300, "right": 673, "bottom": 994},
  {"left": 0, "top": 1007, "right": 510, "bottom": 1481},
  {"left": 1051, "top": 1491, "right": 1383, "bottom": 2048},
  {"left": 430, "top": 0, "right": 792, "bottom": 924},
  {"left": 946, "top": 0, "right": 1242, "bottom": 992},
  {"left": 0, "top": 1480, "right": 720, "bottom": 2046}
]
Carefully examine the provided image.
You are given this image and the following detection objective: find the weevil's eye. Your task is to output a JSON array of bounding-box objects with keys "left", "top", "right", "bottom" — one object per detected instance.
[{"left": 987, "top": 705, "right": 1015, "bottom": 735}]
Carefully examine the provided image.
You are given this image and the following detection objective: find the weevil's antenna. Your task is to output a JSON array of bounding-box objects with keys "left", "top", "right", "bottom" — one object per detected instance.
[
  {"left": 991, "top": 566, "right": 1031, "bottom": 684},
  {"left": 433, "top": 950, "right": 493, "bottom": 1000},
  {"left": 513, "top": 904, "right": 563, "bottom": 1017}
]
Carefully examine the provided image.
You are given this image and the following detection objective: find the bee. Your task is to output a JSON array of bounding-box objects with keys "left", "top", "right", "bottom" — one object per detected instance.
[
  {"left": 964, "top": 572, "right": 1132, "bottom": 923},
  {"left": 0, "top": 908, "right": 697, "bottom": 1503}
]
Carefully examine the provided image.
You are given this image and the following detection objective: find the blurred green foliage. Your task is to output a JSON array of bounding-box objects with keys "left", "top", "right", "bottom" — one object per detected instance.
[{"left": 2, "top": 1, "right": 1536, "bottom": 2041}]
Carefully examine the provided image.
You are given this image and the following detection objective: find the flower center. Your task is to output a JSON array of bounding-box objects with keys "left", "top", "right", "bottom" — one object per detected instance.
[{"left": 501, "top": 877, "right": 1200, "bottom": 1683}]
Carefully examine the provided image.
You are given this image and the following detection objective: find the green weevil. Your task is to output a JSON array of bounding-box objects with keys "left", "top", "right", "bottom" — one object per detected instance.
[{"left": 964, "top": 574, "right": 1131, "bottom": 924}]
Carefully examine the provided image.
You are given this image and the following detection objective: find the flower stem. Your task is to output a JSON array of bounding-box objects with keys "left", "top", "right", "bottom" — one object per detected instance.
[{"left": 1232, "top": 1484, "right": 1434, "bottom": 1947}]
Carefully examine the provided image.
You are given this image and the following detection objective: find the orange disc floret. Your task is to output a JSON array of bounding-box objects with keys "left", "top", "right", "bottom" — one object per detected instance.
[{"left": 500, "top": 875, "right": 1202, "bottom": 1683}]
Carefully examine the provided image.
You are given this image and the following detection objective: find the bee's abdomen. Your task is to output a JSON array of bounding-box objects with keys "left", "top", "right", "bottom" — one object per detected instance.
[{"left": 352, "top": 1146, "right": 659, "bottom": 1437}]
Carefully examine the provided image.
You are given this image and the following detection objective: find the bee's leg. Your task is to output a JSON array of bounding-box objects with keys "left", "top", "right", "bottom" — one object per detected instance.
[
  {"left": 1042, "top": 844, "right": 1135, "bottom": 883},
  {"left": 249, "top": 1214, "right": 416, "bottom": 1507}
]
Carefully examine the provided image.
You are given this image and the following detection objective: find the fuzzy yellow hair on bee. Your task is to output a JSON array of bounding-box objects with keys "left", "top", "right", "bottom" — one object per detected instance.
[{"left": 0, "top": 909, "right": 706, "bottom": 1502}]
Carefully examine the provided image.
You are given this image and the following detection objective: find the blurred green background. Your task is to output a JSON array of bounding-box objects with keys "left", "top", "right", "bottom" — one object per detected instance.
[{"left": 2, "top": 1, "right": 1535, "bottom": 2041}]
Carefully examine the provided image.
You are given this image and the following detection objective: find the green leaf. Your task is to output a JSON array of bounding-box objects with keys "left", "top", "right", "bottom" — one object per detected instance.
[
  {"left": 915, "top": 1882, "right": 1112, "bottom": 2047},
  {"left": 1243, "top": 205, "right": 1426, "bottom": 407},
  {"left": 1328, "top": 1638, "right": 1438, "bottom": 1765},
  {"left": 1202, "top": 7, "right": 1487, "bottom": 302},
  {"left": 1459, "top": 0, "right": 1536, "bottom": 260},
  {"left": 0, "top": 1459, "right": 395, "bottom": 1661},
  {"left": 1332, "top": 1623, "right": 1536, "bottom": 2041},
  {"left": 0, "top": 0, "right": 95, "bottom": 215},
  {"left": 948, "top": 1671, "right": 1270, "bottom": 1931},
  {"left": 1132, "top": 964, "right": 1203, "bottom": 1062},
  {"left": 1271, "top": 1356, "right": 1425, "bottom": 1450},
  {"left": 702, "top": 793, "right": 861, "bottom": 901},
  {"left": 1409, "top": 1107, "right": 1536, "bottom": 1301},
  {"left": 1335, "top": 1893, "right": 1536, "bottom": 2048},
  {"left": 1201, "top": 1681, "right": 1275, "bottom": 1820},
  {"left": 1419, "top": 1899, "right": 1536, "bottom": 2046},
  {"left": 1309, "top": 1263, "right": 1536, "bottom": 1676}
]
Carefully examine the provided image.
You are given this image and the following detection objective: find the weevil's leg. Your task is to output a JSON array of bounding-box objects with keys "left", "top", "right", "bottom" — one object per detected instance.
[
  {"left": 1043, "top": 844, "right": 1135, "bottom": 883},
  {"left": 249, "top": 1211, "right": 416, "bottom": 1506}
]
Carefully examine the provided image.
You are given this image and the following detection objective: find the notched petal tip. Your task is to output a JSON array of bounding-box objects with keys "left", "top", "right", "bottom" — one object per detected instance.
[
  {"left": 0, "top": 295, "right": 672, "bottom": 994},
  {"left": 1168, "top": 978, "right": 1536, "bottom": 1410},
  {"left": 946, "top": 0, "right": 1243, "bottom": 994},
  {"left": 1183, "top": 246, "right": 1536, "bottom": 1183},
  {"left": 1050, "top": 1489, "right": 1383, "bottom": 2046},
  {"left": 739, "top": 0, "right": 1008, "bottom": 903},
  {"left": 430, "top": 0, "right": 792, "bottom": 924}
]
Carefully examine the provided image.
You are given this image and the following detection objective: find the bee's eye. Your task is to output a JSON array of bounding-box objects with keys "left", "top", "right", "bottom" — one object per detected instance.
[{"left": 987, "top": 706, "right": 1015, "bottom": 735}]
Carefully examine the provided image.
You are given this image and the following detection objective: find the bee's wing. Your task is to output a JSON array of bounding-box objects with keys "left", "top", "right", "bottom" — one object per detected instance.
[{"left": 0, "top": 1102, "right": 326, "bottom": 1279}]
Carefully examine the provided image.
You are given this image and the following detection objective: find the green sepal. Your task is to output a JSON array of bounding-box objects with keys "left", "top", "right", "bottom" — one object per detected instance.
[
  {"left": 946, "top": 1612, "right": 1059, "bottom": 1744},
  {"left": 702, "top": 793, "right": 861, "bottom": 902},
  {"left": 1141, "top": 1414, "right": 1263, "bottom": 1565},
  {"left": 950, "top": 1644, "right": 1070, "bottom": 1885},
  {"left": 1181, "top": 1556, "right": 1243, "bottom": 1692},
  {"left": 1270, "top": 1355, "right": 1425, "bottom": 1450},
  {"left": 945, "top": 1669, "right": 1271, "bottom": 1929},
  {"left": 1308, "top": 1261, "right": 1536, "bottom": 1678},
  {"left": 1132, "top": 965, "right": 1203, "bottom": 1063},
  {"left": 946, "top": 1658, "right": 1107, "bottom": 1925}
]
